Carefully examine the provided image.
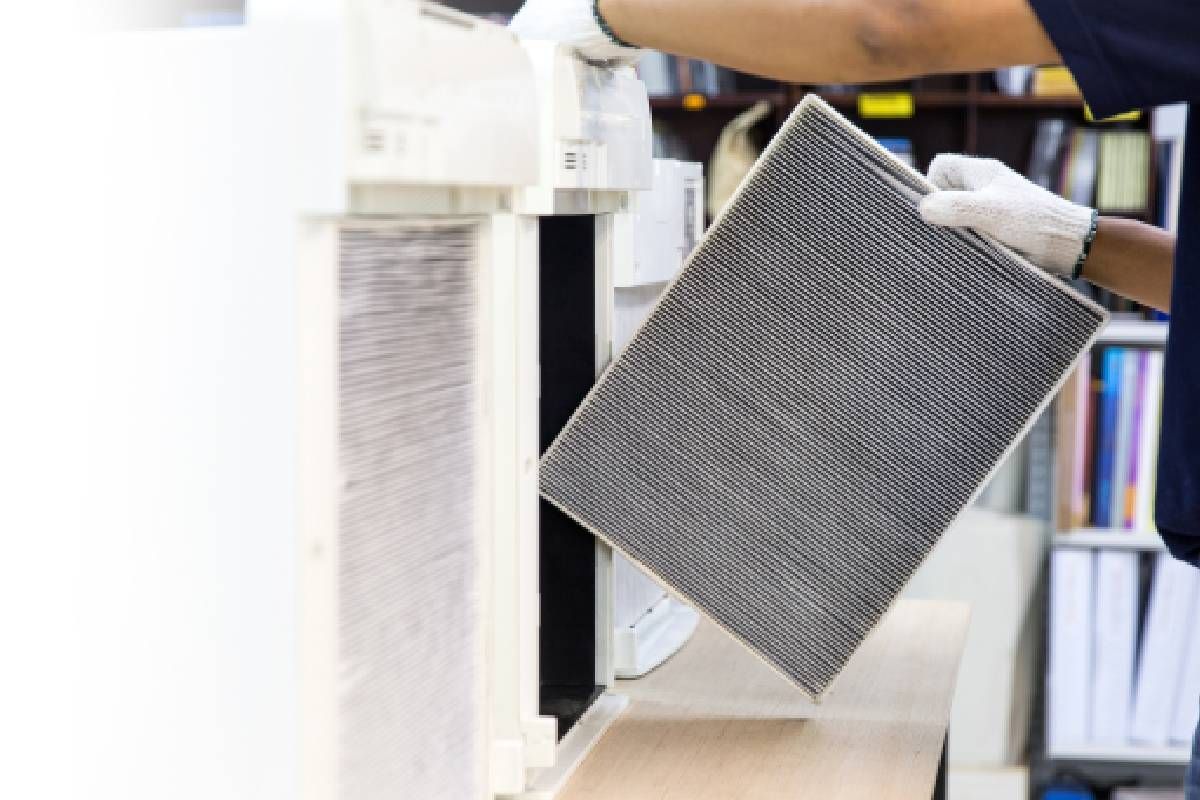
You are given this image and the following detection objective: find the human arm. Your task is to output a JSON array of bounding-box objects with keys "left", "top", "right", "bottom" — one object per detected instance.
[
  {"left": 600, "top": 0, "right": 1059, "bottom": 82},
  {"left": 919, "top": 154, "right": 1174, "bottom": 313},
  {"left": 1081, "top": 217, "right": 1174, "bottom": 313},
  {"left": 512, "top": 0, "right": 1060, "bottom": 81}
]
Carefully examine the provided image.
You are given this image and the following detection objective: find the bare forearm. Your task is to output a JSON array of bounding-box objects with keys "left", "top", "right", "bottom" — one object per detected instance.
[
  {"left": 1080, "top": 218, "right": 1174, "bottom": 313},
  {"left": 599, "top": 0, "right": 1060, "bottom": 83}
]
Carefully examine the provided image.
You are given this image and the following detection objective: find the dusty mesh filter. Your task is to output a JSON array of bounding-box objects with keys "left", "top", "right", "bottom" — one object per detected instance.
[
  {"left": 540, "top": 94, "right": 1106, "bottom": 699},
  {"left": 337, "top": 220, "right": 480, "bottom": 798}
]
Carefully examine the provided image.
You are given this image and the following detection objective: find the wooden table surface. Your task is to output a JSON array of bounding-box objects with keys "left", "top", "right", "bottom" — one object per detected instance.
[{"left": 559, "top": 598, "right": 969, "bottom": 800}]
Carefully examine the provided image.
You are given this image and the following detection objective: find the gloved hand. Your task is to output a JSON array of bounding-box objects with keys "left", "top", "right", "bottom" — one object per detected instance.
[
  {"left": 919, "top": 154, "right": 1097, "bottom": 278},
  {"left": 509, "top": 0, "right": 643, "bottom": 67}
]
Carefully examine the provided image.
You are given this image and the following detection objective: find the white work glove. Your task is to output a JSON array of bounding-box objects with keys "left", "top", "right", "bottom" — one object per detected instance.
[
  {"left": 509, "top": 0, "right": 643, "bottom": 67},
  {"left": 919, "top": 154, "right": 1096, "bottom": 278}
]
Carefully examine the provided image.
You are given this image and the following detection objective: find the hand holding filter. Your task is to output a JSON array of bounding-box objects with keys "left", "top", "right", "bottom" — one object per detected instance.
[
  {"left": 510, "top": 0, "right": 643, "bottom": 66},
  {"left": 920, "top": 153, "right": 1098, "bottom": 278}
]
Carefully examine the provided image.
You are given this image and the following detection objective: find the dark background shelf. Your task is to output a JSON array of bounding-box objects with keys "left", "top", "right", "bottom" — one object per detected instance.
[{"left": 651, "top": 79, "right": 1145, "bottom": 175}]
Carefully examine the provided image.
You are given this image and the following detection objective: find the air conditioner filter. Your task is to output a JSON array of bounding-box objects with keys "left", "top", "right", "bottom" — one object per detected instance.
[
  {"left": 540, "top": 94, "right": 1106, "bottom": 699},
  {"left": 337, "top": 220, "right": 481, "bottom": 799}
]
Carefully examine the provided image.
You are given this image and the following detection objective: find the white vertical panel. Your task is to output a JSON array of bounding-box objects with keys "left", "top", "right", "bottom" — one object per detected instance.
[{"left": 485, "top": 212, "right": 553, "bottom": 790}]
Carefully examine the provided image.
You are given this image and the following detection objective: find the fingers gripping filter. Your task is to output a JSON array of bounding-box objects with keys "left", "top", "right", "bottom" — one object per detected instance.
[{"left": 540, "top": 95, "right": 1107, "bottom": 699}]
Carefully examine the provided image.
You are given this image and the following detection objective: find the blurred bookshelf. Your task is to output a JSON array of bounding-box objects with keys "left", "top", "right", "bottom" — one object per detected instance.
[
  {"left": 1053, "top": 529, "right": 1166, "bottom": 551},
  {"left": 636, "top": 65, "right": 1172, "bottom": 312},
  {"left": 649, "top": 92, "right": 786, "bottom": 111},
  {"left": 1098, "top": 318, "right": 1170, "bottom": 346},
  {"left": 1043, "top": 242, "right": 1187, "bottom": 796},
  {"left": 1047, "top": 743, "right": 1190, "bottom": 766},
  {"left": 650, "top": 90, "right": 1088, "bottom": 112}
]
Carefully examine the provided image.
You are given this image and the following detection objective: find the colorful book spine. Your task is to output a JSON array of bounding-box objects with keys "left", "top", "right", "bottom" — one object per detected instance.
[
  {"left": 1070, "top": 352, "right": 1091, "bottom": 528},
  {"left": 1081, "top": 360, "right": 1100, "bottom": 526},
  {"left": 1091, "top": 347, "right": 1124, "bottom": 527},
  {"left": 1108, "top": 351, "right": 1138, "bottom": 528},
  {"left": 1134, "top": 352, "right": 1165, "bottom": 531},
  {"left": 1124, "top": 351, "right": 1148, "bottom": 528}
]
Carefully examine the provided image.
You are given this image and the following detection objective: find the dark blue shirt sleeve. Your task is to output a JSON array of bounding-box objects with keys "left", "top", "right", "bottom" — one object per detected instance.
[{"left": 1026, "top": 0, "right": 1200, "bottom": 116}]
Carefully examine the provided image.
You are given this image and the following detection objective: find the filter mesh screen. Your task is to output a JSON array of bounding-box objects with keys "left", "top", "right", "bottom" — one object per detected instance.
[
  {"left": 541, "top": 96, "right": 1105, "bottom": 698},
  {"left": 338, "top": 220, "right": 479, "bottom": 799}
]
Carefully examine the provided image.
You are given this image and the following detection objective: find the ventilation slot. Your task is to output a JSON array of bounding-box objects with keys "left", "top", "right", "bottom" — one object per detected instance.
[
  {"left": 540, "top": 95, "right": 1106, "bottom": 699},
  {"left": 563, "top": 150, "right": 587, "bottom": 171},
  {"left": 362, "top": 128, "right": 386, "bottom": 154}
]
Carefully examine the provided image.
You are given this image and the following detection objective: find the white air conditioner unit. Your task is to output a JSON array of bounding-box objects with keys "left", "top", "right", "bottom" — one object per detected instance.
[
  {"left": 300, "top": 9, "right": 658, "bottom": 800},
  {"left": 295, "top": 4, "right": 553, "bottom": 799},
  {"left": 69, "top": 2, "right": 662, "bottom": 796}
]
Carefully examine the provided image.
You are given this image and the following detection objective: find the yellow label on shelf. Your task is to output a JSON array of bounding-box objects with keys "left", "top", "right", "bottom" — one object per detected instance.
[
  {"left": 1084, "top": 104, "right": 1142, "bottom": 123},
  {"left": 1032, "top": 66, "right": 1081, "bottom": 97},
  {"left": 682, "top": 93, "right": 707, "bottom": 111},
  {"left": 858, "top": 92, "right": 915, "bottom": 119}
]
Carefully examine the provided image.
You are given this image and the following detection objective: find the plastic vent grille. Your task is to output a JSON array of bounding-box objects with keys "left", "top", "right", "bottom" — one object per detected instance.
[
  {"left": 540, "top": 95, "right": 1106, "bottom": 698},
  {"left": 338, "top": 220, "right": 480, "bottom": 799}
]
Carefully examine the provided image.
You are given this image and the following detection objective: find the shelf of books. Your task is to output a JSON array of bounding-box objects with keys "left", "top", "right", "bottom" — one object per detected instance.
[
  {"left": 639, "top": 58, "right": 1169, "bottom": 267},
  {"left": 1054, "top": 325, "right": 1167, "bottom": 541},
  {"left": 1046, "top": 314, "right": 1194, "bottom": 771},
  {"left": 648, "top": 88, "right": 1089, "bottom": 114},
  {"left": 1038, "top": 95, "right": 1186, "bottom": 785}
]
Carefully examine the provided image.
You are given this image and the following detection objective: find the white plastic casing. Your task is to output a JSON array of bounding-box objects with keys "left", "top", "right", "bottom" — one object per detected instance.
[
  {"left": 345, "top": 1, "right": 538, "bottom": 189},
  {"left": 493, "top": 40, "right": 655, "bottom": 799},
  {"left": 617, "top": 159, "right": 705, "bottom": 287},
  {"left": 296, "top": 4, "right": 553, "bottom": 798},
  {"left": 520, "top": 40, "right": 653, "bottom": 195}
]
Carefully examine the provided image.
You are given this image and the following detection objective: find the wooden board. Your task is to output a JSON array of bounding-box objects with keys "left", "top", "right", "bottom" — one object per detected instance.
[{"left": 558, "top": 598, "right": 969, "bottom": 800}]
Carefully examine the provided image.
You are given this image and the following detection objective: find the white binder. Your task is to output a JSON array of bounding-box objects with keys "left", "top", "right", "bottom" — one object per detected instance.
[
  {"left": 1131, "top": 553, "right": 1199, "bottom": 745},
  {"left": 1170, "top": 581, "right": 1200, "bottom": 744},
  {"left": 1090, "top": 550, "right": 1139, "bottom": 744},
  {"left": 1049, "top": 548, "right": 1095, "bottom": 749}
]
